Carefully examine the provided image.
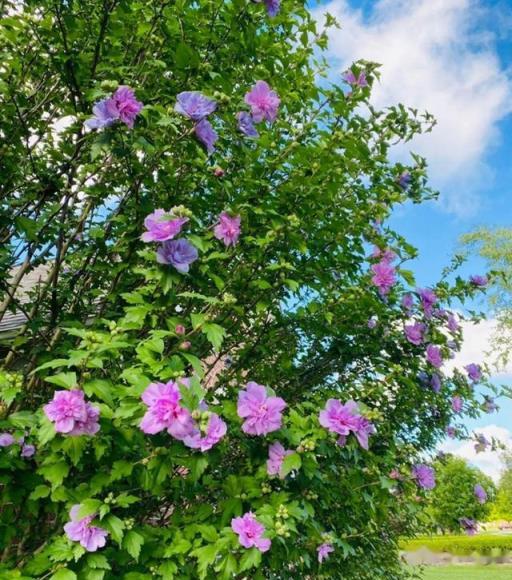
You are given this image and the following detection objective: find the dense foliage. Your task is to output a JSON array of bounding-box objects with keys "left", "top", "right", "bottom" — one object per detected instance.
[
  {"left": 426, "top": 456, "right": 494, "bottom": 532},
  {"left": 0, "top": 0, "right": 501, "bottom": 578}
]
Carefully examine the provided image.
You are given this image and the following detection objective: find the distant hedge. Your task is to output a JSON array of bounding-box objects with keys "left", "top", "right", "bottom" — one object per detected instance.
[{"left": 401, "top": 535, "right": 512, "bottom": 556}]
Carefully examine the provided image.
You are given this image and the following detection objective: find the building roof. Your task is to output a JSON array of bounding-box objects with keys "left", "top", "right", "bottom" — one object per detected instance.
[{"left": 0, "top": 264, "right": 48, "bottom": 338}]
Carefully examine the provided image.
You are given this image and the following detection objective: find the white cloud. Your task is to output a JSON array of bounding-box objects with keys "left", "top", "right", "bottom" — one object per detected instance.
[
  {"left": 446, "top": 316, "right": 512, "bottom": 378},
  {"left": 313, "top": 0, "right": 512, "bottom": 216},
  {"left": 441, "top": 424, "right": 511, "bottom": 482}
]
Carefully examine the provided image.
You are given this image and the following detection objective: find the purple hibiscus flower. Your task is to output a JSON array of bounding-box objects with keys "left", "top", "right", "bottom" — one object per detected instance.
[
  {"left": 0, "top": 433, "right": 15, "bottom": 447},
  {"left": 64, "top": 505, "right": 108, "bottom": 552},
  {"left": 195, "top": 118, "right": 218, "bottom": 154},
  {"left": 264, "top": 0, "right": 280, "bottom": 16},
  {"left": 371, "top": 260, "right": 396, "bottom": 296},
  {"left": 141, "top": 209, "right": 188, "bottom": 243},
  {"left": 85, "top": 86, "right": 143, "bottom": 130},
  {"left": 139, "top": 380, "right": 196, "bottom": 440},
  {"left": 85, "top": 98, "right": 119, "bottom": 129},
  {"left": 446, "top": 426, "right": 457, "bottom": 438},
  {"left": 451, "top": 395, "right": 463, "bottom": 413},
  {"left": 447, "top": 314, "right": 459, "bottom": 333},
  {"left": 266, "top": 441, "right": 294, "bottom": 478},
  {"left": 470, "top": 275, "right": 488, "bottom": 287},
  {"left": 21, "top": 443, "right": 35, "bottom": 458},
  {"left": 367, "top": 316, "right": 378, "bottom": 329},
  {"left": 474, "top": 433, "right": 490, "bottom": 453},
  {"left": 251, "top": 0, "right": 281, "bottom": 17},
  {"left": 237, "top": 382, "right": 286, "bottom": 436},
  {"left": 214, "top": 212, "right": 241, "bottom": 247},
  {"left": 319, "top": 399, "right": 359, "bottom": 438},
  {"left": 465, "top": 363, "right": 482, "bottom": 382},
  {"left": 404, "top": 321, "right": 425, "bottom": 346},
  {"left": 430, "top": 373, "right": 442, "bottom": 393},
  {"left": 44, "top": 390, "right": 100, "bottom": 436},
  {"left": 112, "top": 86, "right": 143, "bottom": 128},
  {"left": 426, "top": 344, "right": 443, "bottom": 368},
  {"left": 352, "top": 415, "right": 376, "bottom": 450},
  {"left": 182, "top": 413, "right": 227, "bottom": 452},
  {"left": 156, "top": 238, "right": 198, "bottom": 274},
  {"left": 459, "top": 517, "right": 478, "bottom": 536},
  {"left": 231, "top": 512, "right": 271, "bottom": 552},
  {"left": 398, "top": 171, "right": 412, "bottom": 189},
  {"left": 484, "top": 397, "right": 498, "bottom": 413},
  {"left": 342, "top": 70, "right": 368, "bottom": 87},
  {"left": 474, "top": 484, "right": 487, "bottom": 504},
  {"left": 412, "top": 464, "right": 436, "bottom": 490},
  {"left": 237, "top": 111, "right": 259, "bottom": 138},
  {"left": 244, "top": 81, "right": 280, "bottom": 123},
  {"left": 174, "top": 92, "right": 217, "bottom": 121},
  {"left": 317, "top": 543, "right": 335, "bottom": 563},
  {"left": 319, "top": 399, "right": 374, "bottom": 450},
  {"left": 402, "top": 293, "right": 414, "bottom": 311},
  {"left": 417, "top": 288, "right": 437, "bottom": 318},
  {"left": 372, "top": 246, "right": 396, "bottom": 262}
]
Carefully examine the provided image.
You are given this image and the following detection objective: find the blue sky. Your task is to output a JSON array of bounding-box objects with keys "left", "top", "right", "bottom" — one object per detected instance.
[{"left": 313, "top": 0, "right": 512, "bottom": 480}]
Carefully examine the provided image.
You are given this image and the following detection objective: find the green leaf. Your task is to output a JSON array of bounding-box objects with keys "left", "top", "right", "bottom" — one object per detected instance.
[
  {"left": 201, "top": 323, "right": 226, "bottom": 351},
  {"left": 102, "top": 515, "right": 125, "bottom": 544},
  {"left": 190, "top": 312, "right": 206, "bottom": 330},
  {"left": 50, "top": 569, "right": 77, "bottom": 580},
  {"left": 197, "top": 525, "right": 218, "bottom": 542},
  {"left": 77, "top": 499, "right": 102, "bottom": 520},
  {"left": 83, "top": 379, "right": 114, "bottom": 407},
  {"left": 174, "top": 42, "right": 199, "bottom": 69},
  {"left": 15, "top": 216, "right": 38, "bottom": 241},
  {"left": 191, "top": 544, "right": 217, "bottom": 579},
  {"left": 181, "top": 353, "right": 204, "bottom": 377},
  {"left": 37, "top": 415, "right": 56, "bottom": 447},
  {"left": 44, "top": 372, "right": 77, "bottom": 389},
  {"left": 8, "top": 411, "right": 35, "bottom": 428},
  {"left": 29, "top": 485, "right": 50, "bottom": 500},
  {"left": 158, "top": 561, "right": 178, "bottom": 578},
  {"left": 86, "top": 554, "right": 110, "bottom": 570},
  {"left": 220, "top": 497, "right": 242, "bottom": 526},
  {"left": 34, "top": 358, "right": 71, "bottom": 372},
  {"left": 216, "top": 553, "right": 238, "bottom": 578},
  {"left": 115, "top": 493, "right": 139, "bottom": 508},
  {"left": 190, "top": 456, "right": 209, "bottom": 482},
  {"left": 239, "top": 547, "right": 262, "bottom": 572},
  {"left": 110, "top": 460, "right": 133, "bottom": 482},
  {"left": 39, "top": 462, "right": 70, "bottom": 487},
  {"left": 281, "top": 452, "right": 302, "bottom": 477},
  {"left": 123, "top": 530, "right": 144, "bottom": 561},
  {"left": 164, "top": 532, "right": 191, "bottom": 557},
  {"left": 62, "top": 437, "right": 87, "bottom": 466}
]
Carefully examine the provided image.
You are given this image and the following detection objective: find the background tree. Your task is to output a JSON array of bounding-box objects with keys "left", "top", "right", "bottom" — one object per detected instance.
[
  {"left": 461, "top": 227, "right": 512, "bottom": 371},
  {"left": 490, "top": 452, "right": 512, "bottom": 521},
  {"left": 0, "top": 0, "right": 498, "bottom": 579},
  {"left": 427, "top": 455, "right": 495, "bottom": 533}
]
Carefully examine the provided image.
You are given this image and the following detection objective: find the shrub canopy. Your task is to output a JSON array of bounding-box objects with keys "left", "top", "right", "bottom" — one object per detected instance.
[{"left": 0, "top": 0, "right": 497, "bottom": 578}]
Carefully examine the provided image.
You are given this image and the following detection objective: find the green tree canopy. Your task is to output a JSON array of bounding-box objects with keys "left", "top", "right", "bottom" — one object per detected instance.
[
  {"left": 428, "top": 455, "right": 495, "bottom": 532},
  {"left": 490, "top": 452, "right": 512, "bottom": 521}
]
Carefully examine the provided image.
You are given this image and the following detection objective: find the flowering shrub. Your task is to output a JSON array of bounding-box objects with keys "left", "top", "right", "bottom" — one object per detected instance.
[{"left": 0, "top": 0, "right": 502, "bottom": 578}]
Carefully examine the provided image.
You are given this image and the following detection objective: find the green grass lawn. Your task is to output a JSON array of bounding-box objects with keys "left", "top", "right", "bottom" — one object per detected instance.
[{"left": 419, "top": 565, "right": 512, "bottom": 579}]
